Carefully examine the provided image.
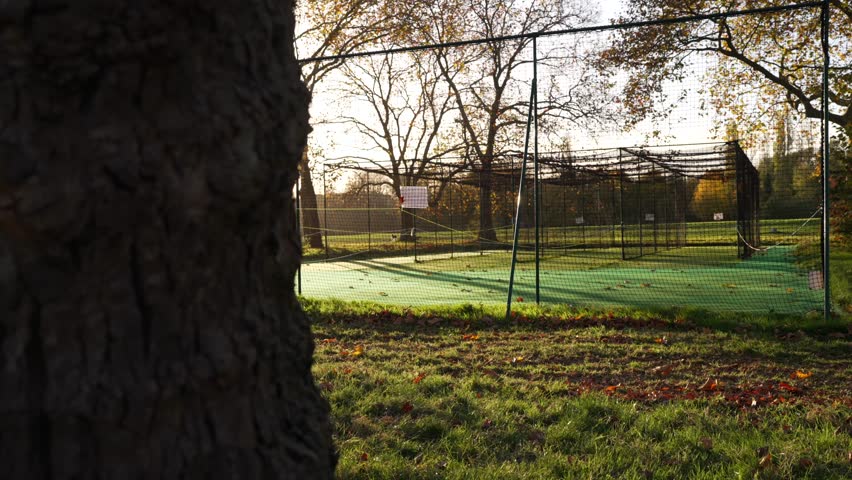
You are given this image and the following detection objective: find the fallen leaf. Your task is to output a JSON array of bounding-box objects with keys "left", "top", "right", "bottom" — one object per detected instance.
[
  {"left": 482, "top": 419, "right": 493, "bottom": 429},
  {"left": 360, "top": 453, "right": 369, "bottom": 462},
  {"left": 462, "top": 333, "right": 480, "bottom": 341},
  {"left": 516, "top": 297, "right": 524, "bottom": 302},
  {"left": 756, "top": 446, "right": 770, "bottom": 458},
  {"left": 510, "top": 356, "right": 525, "bottom": 364},
  {"left": 799, "top": 458, "right": 813, "bottom": 468},
  {"left": 321, "top": 338, "right": 338, "bottom": 344},
  {"left": 791, "top": 370, "right": 812, "bottom": 379},
  {"left": 654, "top": 336, "right": 668, "bottom": 345},
  {"left": 758, "top": 453, "right": 772, "bottom": 469},
  {"left": 651, "top": 365, "right": 673, "bottom": 377},
  {"left": 782, "top": 424, "right": 793, "bottom": 433},
  {"left": 413, "top": 373, "right": 426, "bottom": 384},
  {"left": 352, "top": 345, "right": 364, "bottom": 357},
  {"left": 699, "top": 378, "right": 718, "bottom": 391},
  {"left": 378, "top": 292, "right": 388, "bottom": 296},
  {"left": 700, "top": 437, "right": 713, "bottom": 450},
  {"left": 401, "top": 402, "right": 414, "bottom": 413},
  {"left": 604, "top": 385, "right": 620, "bottom": 394}
]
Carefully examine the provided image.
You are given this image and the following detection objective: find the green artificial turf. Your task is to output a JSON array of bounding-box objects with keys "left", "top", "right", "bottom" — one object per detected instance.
[{"left": 300, "top": 246, "right": 823, "bottom": 314}]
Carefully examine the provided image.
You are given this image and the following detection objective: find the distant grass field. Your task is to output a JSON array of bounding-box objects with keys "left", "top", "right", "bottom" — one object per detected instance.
[{"left": 306, "top": 300, "right": 851, "bottom": 480}]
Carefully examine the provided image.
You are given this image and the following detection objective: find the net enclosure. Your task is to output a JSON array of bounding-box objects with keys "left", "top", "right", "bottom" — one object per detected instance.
[
  {"left": 296, "top": 1, "right": 834, "bottom": 316},
  {"left": 299, "top": 141, "right": 823, "bottom": 315}
]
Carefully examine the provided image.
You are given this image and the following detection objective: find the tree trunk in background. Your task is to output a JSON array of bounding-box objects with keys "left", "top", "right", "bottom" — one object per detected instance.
[
  {"left": 299, "top": 152, "right": 324, "bottom": 249},
  {"left": 0, "top": 1, "right": 335, "bottom": 478}
]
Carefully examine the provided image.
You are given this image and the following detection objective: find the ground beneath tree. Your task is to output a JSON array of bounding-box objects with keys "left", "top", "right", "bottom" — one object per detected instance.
[{"left": 309, "top": 304, "right": 852, "bottom": 479}]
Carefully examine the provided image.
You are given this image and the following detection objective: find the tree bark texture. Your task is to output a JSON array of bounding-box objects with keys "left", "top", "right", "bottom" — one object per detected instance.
[
  {"left": 0, "top": 1, "right": 335, "bottom": 479},
  {"left": 299, "top": 152, "right": 323, "bottom": 249}
]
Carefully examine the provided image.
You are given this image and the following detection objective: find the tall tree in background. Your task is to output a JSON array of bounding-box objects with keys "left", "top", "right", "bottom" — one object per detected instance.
[
  {"left": 406, "top": 0, "right": 600, "bottom": 242},
  {"left": 598, "top": 0, "right": 851, "bottom": 133},
  {"left": 0, "top": 1, "right": 334, "bottom": 478},
  {"left": 337, "top": 51, "right": 465, "bottom": 238},
  {"left": 296, "top": 0, "right": 399, "bottom": 248}
]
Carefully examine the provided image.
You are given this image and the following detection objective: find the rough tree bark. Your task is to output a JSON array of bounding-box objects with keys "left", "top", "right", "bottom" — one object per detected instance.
[
  {"left": 299, "top": 152, "right": 324, "bottom": 249},
  {"left": 0, "top": 1, "right": 335, "bottom": 479}
]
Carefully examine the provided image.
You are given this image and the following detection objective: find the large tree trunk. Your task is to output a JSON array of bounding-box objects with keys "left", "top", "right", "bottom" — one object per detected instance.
[
  {"left": 0, "top": 1, "right": 335, "bottom": 479},
  {"left": 299, "top": 152, "right": 324, "bottom": 249}
]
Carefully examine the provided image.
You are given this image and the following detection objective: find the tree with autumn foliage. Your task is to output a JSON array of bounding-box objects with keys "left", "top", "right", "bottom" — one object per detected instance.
[{"left": 599, "top": 0, "right": 851, "bottom": 134}]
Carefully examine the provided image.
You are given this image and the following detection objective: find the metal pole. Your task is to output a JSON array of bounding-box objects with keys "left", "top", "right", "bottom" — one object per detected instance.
[
  {"left": 296, "top": 172, "right": 302, "bottom": 295},
  {"left": 533, "top": 36, "right": 541, "bottom": 304},
  {"left": 619, "top": 150, "right": 627, "bottom": 260},
  {"left": 506, "top": 80, "right": 537, "bottom": 320},
  {"left": 449, "top": 167, "right": 454, "bottom": 259},
  {"left": 821, "top": 0, "right": 831, "bottom": 319},
  {"left": 367, "top": 172, "right": 372, "bottom": 253},
  {"left": 323, "top": 167, "right": 330, "bottom": 260}
]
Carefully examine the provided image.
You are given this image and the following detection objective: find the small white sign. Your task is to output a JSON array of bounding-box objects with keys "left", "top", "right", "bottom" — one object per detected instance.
[
  {"left": 400, "top": 186, "right": 428, "bottom": 209},
  {"left": 713, "top": 213, "right": 724, "bottom": 221},
  {"left": 808, "top": 271, "right": 824, "bottom": 290},
  {"left": 645, "top": 213, "right": 655, "bottom": 222},
  {"left": 575, "top": 216, "right": 584, "bottom": 225}
]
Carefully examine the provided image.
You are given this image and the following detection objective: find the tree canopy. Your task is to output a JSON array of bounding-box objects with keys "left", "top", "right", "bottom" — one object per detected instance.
[{"left": 599, "top": 0, "right": 852, "bottom": 132}]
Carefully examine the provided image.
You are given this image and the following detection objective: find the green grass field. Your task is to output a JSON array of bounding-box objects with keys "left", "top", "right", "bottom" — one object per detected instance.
[
  {"left": 300, "top": 245, "right": 823, "bottom": 314},
  {"left": 306, "top": 300, "right": 852, "bottom": 479}
]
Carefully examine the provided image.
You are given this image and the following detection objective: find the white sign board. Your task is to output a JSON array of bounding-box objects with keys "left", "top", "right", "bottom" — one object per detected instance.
[
  {"left": 713, "top": 212, "right": 724, "bottom": 221},
  {"left": 644, "top": 213, "right": 655, "bottom": 222},
  {"left": 575, "top": 216, "right": 584, "bottom": 225},
  {"left": 808, "top": 271, "right": 824, "bottom": 290},
  {"left": 400, "top": 186, "right": 429, "bottom": 209}
]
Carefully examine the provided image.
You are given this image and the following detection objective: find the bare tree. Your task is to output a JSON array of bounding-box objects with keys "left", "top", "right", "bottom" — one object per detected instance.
[
  {"left": 336, "top": 52, "right": 466, "bottom": 239},
  {"left": 0, "top": 1, "right": 334, "bottom": 478},
  {"left": 296, "top": 0, "right": 402, "bottom": 248},
  {"left": 406, "top": 0, "right": 604, "bottom": 241}
]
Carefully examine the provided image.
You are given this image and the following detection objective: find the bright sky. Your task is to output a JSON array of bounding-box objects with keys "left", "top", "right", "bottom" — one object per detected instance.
[{"left": 304, "top": 0, "right": 806, "bottom": 188}]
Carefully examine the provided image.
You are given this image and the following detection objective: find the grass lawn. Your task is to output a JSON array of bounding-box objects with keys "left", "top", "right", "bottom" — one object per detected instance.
[{"left": 306, "top": 300, "right": 852, "bottom": 479}]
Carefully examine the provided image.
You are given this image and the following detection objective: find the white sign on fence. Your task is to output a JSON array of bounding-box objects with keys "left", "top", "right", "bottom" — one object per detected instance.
[
  {"left": 400, "top": 186, "right": 429, "bottom": 209},
  {"left": 645, "top": 213, "right": 655, "bottom": 222},
  {"left": 713, "top": 212, "right": 724, "bottom": 221},
  {"left": 575, "top": 216, "right": 584, "bottom": 225}
]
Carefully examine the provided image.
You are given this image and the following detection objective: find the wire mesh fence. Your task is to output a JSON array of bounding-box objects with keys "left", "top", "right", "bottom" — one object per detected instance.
[{"left": 297, "top": 2, "right": 832, "bottom": 316}]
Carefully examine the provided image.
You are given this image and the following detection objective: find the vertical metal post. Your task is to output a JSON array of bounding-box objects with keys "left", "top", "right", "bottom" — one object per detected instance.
[
  {"left": 610, "top": 176, "right": 616, "bottom": 248},
  {"left": 580, "top": 182, "right": 586, "bottom": 250},
  {"left": 821, "top": 0, "right": 831, "bottom": 319},
  {"left": 367, "top": 172, "right": 372, "bottom": 253},
  {"left": 323, "top": 167, "right": 330, "bottom": 260},
  {"left": 506, "top": 80, "right": 537, "bottom": 320},
  {"left": 652, "top": 163, "right": 658, "bottom": 252},
  {"left": 296, "top": 172, "right": 302, "bottom": 295},
  {"left": 533, "top": 36, "right": 541, "bottom": 304},
  {"left": 637, "top": 160, "right": 644, "bottom": 258},
  {"left": 619, "top": 150, "right": 626, "bottom": 260},
  {"left": 449, "top": 167, "right": 454, "bottom": 259},
  {"left": 413, "top": 210, "right": 418, "bottom": 262}
]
